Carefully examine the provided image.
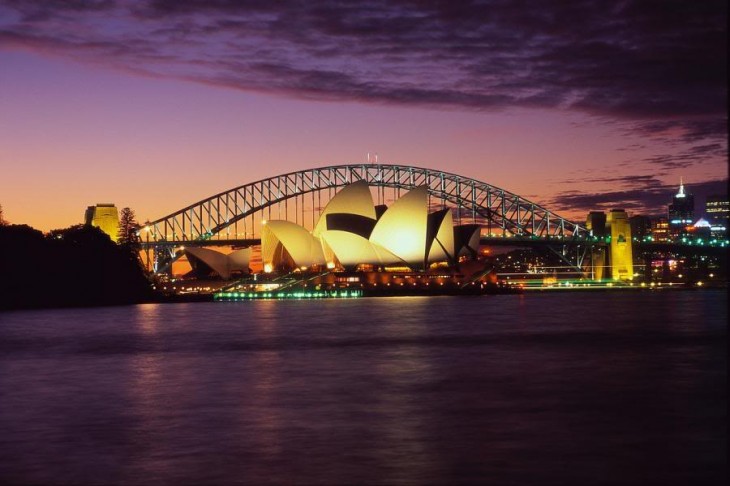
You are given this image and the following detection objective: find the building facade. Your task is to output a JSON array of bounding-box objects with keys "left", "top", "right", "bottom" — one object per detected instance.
[
  {"left": 84, "top": 204, "right": 119, "bottom": 243},
  {"left": 705, "top": 195, "right": 729, "bottom": 238},
  {"left": 651, "top": 218, "right": 670, "bottom": 242}
]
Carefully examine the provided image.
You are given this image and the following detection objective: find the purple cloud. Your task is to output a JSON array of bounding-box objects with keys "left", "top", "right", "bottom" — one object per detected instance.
[
  {"left": 0, "top": 0, "right": 726, "bottom": 181},
  {"left": 1, "top": 1, "right": 725, "bottom": 119},
  {"left": 545, "top": 176, "right": 728, "bottom": 217}
]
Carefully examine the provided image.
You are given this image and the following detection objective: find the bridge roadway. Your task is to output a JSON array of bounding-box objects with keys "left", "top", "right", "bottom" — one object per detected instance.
[
  {"left": 140, "top": 237, "right": 728, "bottom": 256},
  {"left": 141, "top": 236, "right": 592, "bottom": 249}
]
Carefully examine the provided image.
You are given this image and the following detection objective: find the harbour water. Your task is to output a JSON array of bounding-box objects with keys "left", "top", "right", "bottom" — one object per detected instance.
[{"left": 0, "top": 291, "right": 726, "bottom": 484}]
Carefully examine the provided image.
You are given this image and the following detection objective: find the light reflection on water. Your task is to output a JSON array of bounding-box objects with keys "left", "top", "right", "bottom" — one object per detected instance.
[{"left": 0, "top": 292, "right": 726, "bottom": 485}]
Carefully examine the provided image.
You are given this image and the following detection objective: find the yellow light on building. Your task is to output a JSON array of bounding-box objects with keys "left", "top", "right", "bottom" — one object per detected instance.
[{"left": 84, "top": 203, "right": 119, "bottom": 243}]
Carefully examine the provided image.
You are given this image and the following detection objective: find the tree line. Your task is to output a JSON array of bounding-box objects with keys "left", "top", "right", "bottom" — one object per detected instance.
[{"left": 0, "top": 208, "right": 153, "bottom": 310}]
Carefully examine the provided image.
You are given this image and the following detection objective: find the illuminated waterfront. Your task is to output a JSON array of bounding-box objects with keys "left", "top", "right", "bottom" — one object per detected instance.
[
  {"left": 1, "top": 291, "right": 725, "bottom": 485},
  {"left": 1, "top": 1, "right": 726, "bottom": 483}
]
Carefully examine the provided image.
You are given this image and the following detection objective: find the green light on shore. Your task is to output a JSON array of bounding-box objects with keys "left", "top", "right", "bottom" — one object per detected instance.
[{"left": 214, "top": 289, "right": 363, "bottom": 301}]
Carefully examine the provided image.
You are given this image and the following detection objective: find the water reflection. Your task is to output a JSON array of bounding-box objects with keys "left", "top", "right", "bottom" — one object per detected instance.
[
  {"left": 134, "top": 303, "right": 162, "bottom": 335},
  {"left": 374, "top": 344, "right": 437, "bottom": 482},
  {"left": 0, "top": 292, "right": 726, "bottom": 484},
  {"left": 246, "top": 350, "right": 283, "bottom": 458}
]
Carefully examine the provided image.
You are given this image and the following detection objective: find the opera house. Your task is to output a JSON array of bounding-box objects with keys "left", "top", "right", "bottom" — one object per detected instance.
[
  {"left": 260, "top": 181, "right": 481, "bottom": 273},
  {"left": 187, "top": 181, "right": 498, "bottom": 297},
  {"left": 185, "top": 247, "right": 252, "bottom": 280}
]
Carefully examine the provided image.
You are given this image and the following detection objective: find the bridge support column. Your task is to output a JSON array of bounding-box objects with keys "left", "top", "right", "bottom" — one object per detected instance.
[
  {"left": 586, "top": 246, "right": 607, "bottom": 281},
  {"left": 607, "top": 209, "right": 634, "bottom": 281}
]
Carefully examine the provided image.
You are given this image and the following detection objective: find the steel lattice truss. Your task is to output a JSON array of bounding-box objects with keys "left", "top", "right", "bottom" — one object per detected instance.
[{"left": 143, "top": 164, "right": 588, "bottom": 244}]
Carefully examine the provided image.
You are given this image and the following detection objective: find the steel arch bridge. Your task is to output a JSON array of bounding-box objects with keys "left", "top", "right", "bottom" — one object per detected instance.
[{"left": 142, "top": 164, "right": 589, "bottom": 247}]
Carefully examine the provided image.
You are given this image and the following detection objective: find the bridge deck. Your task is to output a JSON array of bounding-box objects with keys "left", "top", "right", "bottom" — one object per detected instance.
[{"left": 140, "top": 237, "right": 728, "bottom": 256}]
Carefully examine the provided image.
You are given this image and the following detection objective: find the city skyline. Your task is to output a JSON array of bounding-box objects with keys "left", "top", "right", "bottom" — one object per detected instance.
[{"left": 0, "top": 1, "right": 727, "bottom": 232}]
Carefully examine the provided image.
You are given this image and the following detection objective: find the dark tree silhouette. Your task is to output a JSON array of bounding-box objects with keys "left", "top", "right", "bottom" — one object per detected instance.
[
  {"left": 117, "top": 207, "right": 140, "bottom": 247},
  {"left": 0, "top": 223, "right": 153, "bottom": 309},
  {"left": 0, "top": 204, "right": 7, "bottom": 226}
]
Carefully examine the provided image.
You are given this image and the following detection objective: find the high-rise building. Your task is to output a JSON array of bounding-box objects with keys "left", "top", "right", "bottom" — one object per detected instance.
[
  {"left": 651, "top": 218, "right": 669, "bottom": 242},
  {"left": 668, "top": 180, "right": 694, "bottom": 238},
  {"left": 705, "top": 195, "right": 729, "bottom": 238},
  {"left": 84, "top": 204, "right": 119, "bottom": 243}
]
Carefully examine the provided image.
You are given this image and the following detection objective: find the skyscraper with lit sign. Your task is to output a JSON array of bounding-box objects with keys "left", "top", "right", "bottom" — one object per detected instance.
[{"left": 668, "top": 180, "right": 694, "bottom": 238}]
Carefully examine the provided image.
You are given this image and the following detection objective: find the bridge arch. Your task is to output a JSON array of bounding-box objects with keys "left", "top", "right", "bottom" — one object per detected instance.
[{"left": 142, "top": 164, "right": 587, "bottom": 245}]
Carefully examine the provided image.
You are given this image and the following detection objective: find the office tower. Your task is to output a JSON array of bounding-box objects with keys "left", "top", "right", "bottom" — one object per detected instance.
[
  {"left": 668, "top": 180, "right": 694, "bottom": 238},
  {"left": 705, "top": 195, "right": 729, "bottom": 238},
  {"left": 651, "top": 218, "right": 669, "bottom": 242},
  {"left": 84, "top": 204, "right": 120, "bottom": 243}
]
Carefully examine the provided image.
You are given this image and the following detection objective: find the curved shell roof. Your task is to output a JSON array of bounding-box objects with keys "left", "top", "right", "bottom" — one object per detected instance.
[
  {"left": 369, "top": 186, "right": 429, "bottom": 268},
  {"left": 455, "top": 224, "right": 481, "bottom": 258},
  {"left": 427, "top": 209, "right": 455, "bottom": 263},
  {"left": 320, "top": 230, "right": 401, "bottom": 267},
  {"left": 260, "top": 184, "right": 470, "bottom": 272},
  {"left": 262, "top": 220, "right": 325, "bottom": 268},
  {"left": 185, "top": 246, "right": 251, "bottom": 279},
  {"left": 313, "top": 180, "right": 376, "bottom": 238},
  {"left": 320, "top": 230, "right": 382, "bottom": 267}
]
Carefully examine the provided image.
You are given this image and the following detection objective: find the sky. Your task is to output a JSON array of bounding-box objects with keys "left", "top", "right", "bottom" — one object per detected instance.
[{"left": 0, "top": 0, "right": 727, "bottom": 232}]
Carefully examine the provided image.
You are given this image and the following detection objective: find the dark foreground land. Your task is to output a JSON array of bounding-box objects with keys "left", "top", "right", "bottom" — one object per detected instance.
[
  {"left": 2, "top": 223, "right": 726, "bottom": 310},
  {"left": 0, "top": 224, "right": 152, "bottom": 310}
]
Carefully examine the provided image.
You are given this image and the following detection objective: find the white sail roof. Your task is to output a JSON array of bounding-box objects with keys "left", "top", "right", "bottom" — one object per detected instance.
[
  {"left": 185, "top": 247, "right": 251, "bottom": 279},
  {"left": 427, "top": 209, "right": 455, "bottom": 263},
  {"left": 313, "top": 180, "right": 376, "bottom": 238},
  {"left": 262, "top": 220, "right": 325, "bottom": 269},
  {"left": 321, "top": 230, "right": 381, "bottom": 267},
  {"left": 369, "top": 186, "right": 429, "bottom": 269},
  {"left": 228, "top": 248, "right": 252, "bottom": 271},
  {"left": 455, "top": 225, "right": 481, "bottom": 258},
  {"left": 320, "top": 230, "right": 401, "bottom": 267}
]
